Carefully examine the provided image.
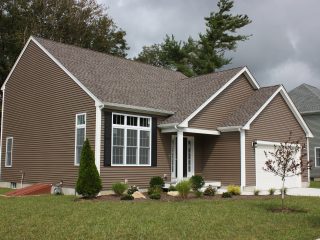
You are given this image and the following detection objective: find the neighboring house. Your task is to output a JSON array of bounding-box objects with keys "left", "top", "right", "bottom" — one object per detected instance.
[
  {"left": 0, "top": 36, "right": 313, "bottom": 193},
  {"left": 290, "top": 84, "right": 320, "bottom": 180}
]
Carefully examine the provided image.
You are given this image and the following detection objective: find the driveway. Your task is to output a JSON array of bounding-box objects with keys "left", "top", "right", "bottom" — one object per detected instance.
[{"left": 287, "top": 187, "right": 320, "bottom": 197}]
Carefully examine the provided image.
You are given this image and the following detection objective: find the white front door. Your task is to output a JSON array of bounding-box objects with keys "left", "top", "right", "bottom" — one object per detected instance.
[{"left": 171, "top": 136, "right": 194, "bottom": 180}]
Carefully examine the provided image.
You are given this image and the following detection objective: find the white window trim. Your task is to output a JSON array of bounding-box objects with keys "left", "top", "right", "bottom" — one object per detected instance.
[
  {"left": 74, "top": 113, "right": 86, "bottom": 166},
  {"left": 315, "top": 147, "right": 320, "bottom": 167},
  {"left": 111, "top": 112, "right": 152, "bottom": 166},
  {"left": 5, "top": 137, "right": 13, "bottom": 167}
]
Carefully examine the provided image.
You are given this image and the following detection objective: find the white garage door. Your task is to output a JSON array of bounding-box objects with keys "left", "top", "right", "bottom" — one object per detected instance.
[{"left": 255, "top": 141, "right": 301, "bottom": 190}]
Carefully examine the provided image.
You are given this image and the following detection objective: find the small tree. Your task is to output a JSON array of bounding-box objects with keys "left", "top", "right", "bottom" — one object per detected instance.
[
  {"left": 76, "top": 139, "right": 102, "bottom": 198},
  {"left": 263, "top": 133, "right": 309, "bottom": 210}
]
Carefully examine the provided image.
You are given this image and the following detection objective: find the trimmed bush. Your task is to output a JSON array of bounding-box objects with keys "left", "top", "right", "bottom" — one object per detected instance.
[
  {"left": 127, "top": 185, "right": 139, "bottom": 195},
  {"left": 112, "top": 182, "right": 128, "bottom": 196},
  {"left": 227, "top": 185, "right": 241, "bottom": 195},
  {"left": 120, "top": 194, "right": 134, "bottom": 201},
  {"left": 203, "top": 186, "right": 216, "bottom": 196},
  {"left": 76, "top": 139, "right": 102, "bottom": 198},
  {"left": 254, "top": 189, "right": 260, "bottom": 196},
  {"left": 176, "top": 180, "right": 191, "bottom": 199},
  {"left": 148, "top": 186, "right": 162, "bottom": 196},
  {"left": 168, "top": 185, "right": 177, "bottom": 192},
  {"left": 149, "top": 192, "right": 161, "bottom": 200},
  {"left": 222, "top": 192, "right": 232, "bottom": 198},
  {"left": 190, "top": 175, "right": 205, "bottom": 191},
  {"left": 149, "top": 176, "right": 164, "bottom": 188},
  {"left": 269, "top": 188, "right": 276, "bottom": 196}
]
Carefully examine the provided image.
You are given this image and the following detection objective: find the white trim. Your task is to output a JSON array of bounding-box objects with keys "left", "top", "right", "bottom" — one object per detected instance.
[
  {"left": 1, "top": 38, "right": 33, "bottom": 90},
  {"left": 314, "top": 147, "right": 320, "bottom": 168},
  {"left": 5, "top": 137, "right": 13, "bottom": 167},
  {"left": 254, "top": 140, "right": 300, "bottom": 147},
  {"left": 111, "top": 112, "right": 152, "bottom": 166},
  {"left": 176, "top": 131, "right": 184, "bottom": 181},
  {"left": 307, "top": 138, "right": 310, "bottom": 182},
  {"left": 0, "top": 89, "right": 5, "bottom": 176},
  {"left": 178, "top": 67, "right": 260, "bottom": 128},
  {"left": 183, "top": 128, "right": 220, "bottom": 135},
  {"left": 95, "top": 104, "right": 103, "bottom": 174},
  {"left": 74, "top": 113, "right": 87, "bottom": 166},
  {"left": 1, "top": 36, "right": 103, "bottom": 105},
  {"left": 104, "top": 102, "right": 174, "bottom": 116},
  {"left": 217, "top": 126, "right": 242, "bottom": 132},
  {"left": 243, "top": 86, "right": 314, "bottom": 138},
  {"left": 240, "top": 130, "right": 246, "bottom": 188},
  {"left": 158, "top": 123, "right": 179, "bottom": 128}
]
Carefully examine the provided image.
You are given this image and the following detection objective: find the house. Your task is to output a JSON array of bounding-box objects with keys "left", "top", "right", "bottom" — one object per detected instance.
[
  {"left": 0, "top": 36, "right": 313, "bottom": 194},
  {"left": 290, "top": 84, "right": 320, "bottom": 180}
]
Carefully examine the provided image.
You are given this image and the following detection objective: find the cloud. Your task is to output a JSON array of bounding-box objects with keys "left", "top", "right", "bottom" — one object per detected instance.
[{"left": 99, "top": 0, "right": 320, "bottom": 90}]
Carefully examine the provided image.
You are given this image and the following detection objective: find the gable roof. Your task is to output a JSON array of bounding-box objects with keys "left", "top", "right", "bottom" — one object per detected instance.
[{"left": 289, "top": 83, "right": 320, "bottom": 114}]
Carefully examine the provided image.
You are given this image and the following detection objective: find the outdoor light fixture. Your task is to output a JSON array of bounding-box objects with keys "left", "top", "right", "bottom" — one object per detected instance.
[{"left": 252, "top": 141, "right": 257, "bottom": 148}]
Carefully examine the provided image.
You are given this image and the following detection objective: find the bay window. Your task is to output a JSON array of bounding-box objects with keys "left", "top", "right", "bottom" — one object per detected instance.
[{"left": 112, "top": 113, "right": 151, "bottom": 166}]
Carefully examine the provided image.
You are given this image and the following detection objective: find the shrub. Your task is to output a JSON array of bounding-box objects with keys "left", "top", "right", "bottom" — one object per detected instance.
[
  {"left": 147, "top": 186, "right": 162, "bottom": 196},
  {"left": 76, "top": 139, "right": 102, "bottom": 198},
  {"left": 269, "top": 188, "right": 276, "bottom": 195},
  {"left": 149, "top": 192, "right": 161, "bottom": 200},
  {"left": 168, "top": 185, "right": 177, "bottom": 192},
  {"left": 112, "top": 182, "right": 128, "bottom": 196},
  {"left": 149, "top": 176, "right": 164, "bottom": 188},
  {"left": 222, "top": 192, "right": 232, "bottom": 198},
  {"left": 203, "top": 185, "right": 216, "bottom": 196},
  {"left": 120, "top": 194, "right": 134, "bottom": 200},
  {"left": 190, "top": 175, "right": 205, "bottom": 191},
  {"left": 195, "top": 190, "right": 203, "bottom": 198},
  {"left": 280, "top": 187, "right": 288, "bottom": 195},
  {"left": 127, "top": 185, "right": 139, "bottom": 195},
  {"left": 227, "top": 185, "right": 241, "bottom": 195},
  {"left": 254, "top": 189, "right": 260, "bottom": 196},
  {"left": 176, "top": 180, "right": 191, "bottom": 199}
]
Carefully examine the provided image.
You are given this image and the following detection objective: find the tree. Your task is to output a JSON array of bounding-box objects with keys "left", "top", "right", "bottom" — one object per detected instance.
[
  {"left": 135, "top": 0, "right": 251, "bottom": 77},
  {"left": 263, "top": 133, "right": 309, "bottom": 210},
  {"left": 76, "top": 139, "right": 102, "bottom": 198},
  {"left": 0, "top": 0, "right": 129, "bottom": 86}
]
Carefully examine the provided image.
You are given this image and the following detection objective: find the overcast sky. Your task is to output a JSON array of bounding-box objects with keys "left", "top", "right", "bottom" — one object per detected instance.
[{"left": 98, "top": 0, "right": 320, "bottom": 90}]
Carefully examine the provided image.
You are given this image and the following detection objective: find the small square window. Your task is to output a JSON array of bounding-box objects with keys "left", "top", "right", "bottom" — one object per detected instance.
[
  {"left": 140, "top": 117, "right": 150, "bottom": 127},
  {"left": 113, "top": 114, "right": 125, "bottom": 125},
  {"left": 127, "top": 116, "right": 138, "bottom": 126},
  {"left": 77, "top": 114, "right": 86, "bottom": 125}
]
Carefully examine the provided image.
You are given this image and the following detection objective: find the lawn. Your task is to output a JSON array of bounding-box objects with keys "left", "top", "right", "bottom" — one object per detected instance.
[
  {"left": 0, "top": 194, "right": 320, "bottom": 240},
  {"left": 310, "top": 181, "right": 320, "bottom": 188},
  {"left": 0, "top": 188, "right": 12, "bottom": 195}
]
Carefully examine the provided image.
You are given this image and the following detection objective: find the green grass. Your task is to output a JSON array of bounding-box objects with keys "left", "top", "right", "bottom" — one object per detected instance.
[
  {"left": 0, "top": 188, "right": 12, "bottom": 195},
  {"left": 310, "top": 181, "right": 320, "bottom": 188},
  {"left": 0, "top": 195, "right": 320, "bottom": 240}
]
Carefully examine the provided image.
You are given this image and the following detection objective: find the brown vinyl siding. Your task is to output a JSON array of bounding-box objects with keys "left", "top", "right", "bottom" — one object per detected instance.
[
  {"left": 1, "top": 41, "right": 96, "bottom": 187},
  {"left": 100, "top": 114, "right": 172, "bottom": 189},
  {"left": 201, "top": 132, "right": 241, "bottom": 185},
  {"left": 189, "top": 75, "right": 255, "bottom": 130},
  {"left": 245, "top": 94, "right": 308, "bottom": 186}
]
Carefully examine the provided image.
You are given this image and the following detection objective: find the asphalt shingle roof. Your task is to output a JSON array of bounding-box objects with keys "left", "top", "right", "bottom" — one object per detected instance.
[
  {"left": 220, "top": 85, "right": 280, "bottom": 127},
  {"left": 289, "top": 84, "right": 320, "bottom": 114}
]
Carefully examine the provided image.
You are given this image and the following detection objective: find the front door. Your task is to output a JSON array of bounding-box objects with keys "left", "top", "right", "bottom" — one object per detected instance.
[{"left": 171, "top": 136, "right": 194, "bottom": 180}]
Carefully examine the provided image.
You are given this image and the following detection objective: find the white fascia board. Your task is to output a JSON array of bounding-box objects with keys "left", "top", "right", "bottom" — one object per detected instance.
[
  {"left": 103, "top": 102, "right": 174, "bottom": 116},
  {"left": 183, "top": 128, "right": 220, "bottom": 135},
  {"left": 217, "top": 126, "right": 243, "bottom": 132},
  {"left": 1, "top": 37, "right": 33, "bottom": 90},
  {"left": 161, "top": 128, "right": 178, "bottom": 133},
  {"left": 255, "top": 140, "right": 300, "bottom": 147},
  {"left": 243, "top": 86, "right": 314, "bottom": 138},
  {"left": 158, "top": 123, "right": 179, "bottom": 128},
  {"left": 178, "top": 67, "right": 260, "bottom": 128}
]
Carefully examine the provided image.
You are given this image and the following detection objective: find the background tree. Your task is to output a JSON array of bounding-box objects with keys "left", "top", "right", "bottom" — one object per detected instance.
[
  {"left": 135, "top": 0, "right": 251, "bottom": 77},
  {"left": 0, "top": 0, "right": 128, "bottom": 86},
  {"left": 76, "top": 139, "right": 102, "bottom": 198},
  {"left": 263, "top": 133, "right": 309, "bottom": 210}
]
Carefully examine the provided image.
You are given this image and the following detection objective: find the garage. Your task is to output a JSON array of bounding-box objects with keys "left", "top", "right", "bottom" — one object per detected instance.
[{"left": 255, "top": 141, "right": 301, "bottom": 190}]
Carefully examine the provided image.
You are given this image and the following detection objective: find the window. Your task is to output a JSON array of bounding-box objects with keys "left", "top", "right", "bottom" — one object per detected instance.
[
  {"left": 5, "top": 137, "right": 13, "bottom": 167},
  {"left": 75, "top": 113, "right": 86, "bottom": 165},
  {"left": 112, "top": 113, "right": 151, "bottom": 166},
  {"left": 315, "top": 147, "right": 320, "bottom": 167}
]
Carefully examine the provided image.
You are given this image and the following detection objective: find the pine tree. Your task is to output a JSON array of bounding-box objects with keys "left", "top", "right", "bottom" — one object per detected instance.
[{"left": 76, "top": 139, "right": 102, "bottom": 198}]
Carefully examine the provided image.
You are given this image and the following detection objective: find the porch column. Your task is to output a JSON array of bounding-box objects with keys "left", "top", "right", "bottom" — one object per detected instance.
[{"left": 177, "top": 130, "right": 184, "bottom": 181}]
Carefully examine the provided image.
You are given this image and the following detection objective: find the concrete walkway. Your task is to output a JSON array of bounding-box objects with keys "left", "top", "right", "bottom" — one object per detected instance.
[{"left": 238, "top": 187, "right": 320, "bottom": 197}]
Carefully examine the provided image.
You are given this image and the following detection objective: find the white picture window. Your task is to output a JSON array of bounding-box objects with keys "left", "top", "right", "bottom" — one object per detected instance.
[
  {"left": 112, "top": 113, "right": 151, "bottom": 166},
  {"left": 5, "top": 137, "right": 13, "bottom": 167},
  {"left": 315, "top": 147, "right": 320, "bottom": 167},
  {"left": 75, "top": 113, "right": 86, "bottom": 165}
]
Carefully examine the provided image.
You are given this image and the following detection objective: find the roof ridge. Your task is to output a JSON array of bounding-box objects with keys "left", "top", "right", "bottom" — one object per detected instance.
[{"left": 32, "top": 36, "right": 186, "bottom": 78}]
